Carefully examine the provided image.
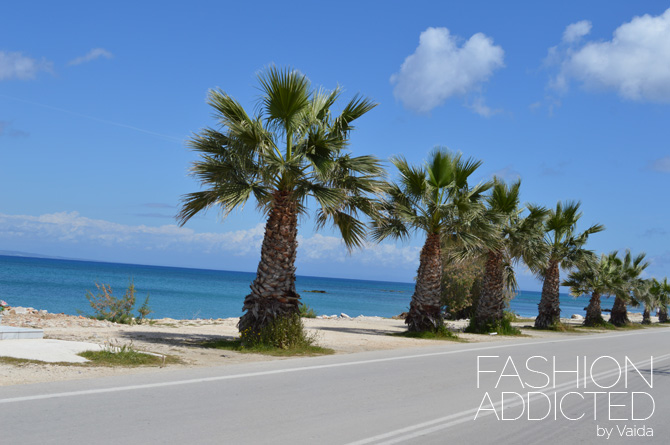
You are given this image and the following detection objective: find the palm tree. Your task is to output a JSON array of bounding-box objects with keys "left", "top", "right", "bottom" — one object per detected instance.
[
  {"left": 635, "top": 279, "right": 656, "bottom": 324},
  {"left": 651, "top": 277, "right": 670, "bottom": 323},
  {"left": 470, "top": 179, "right": 548, "bottom": 331},
  {"left": 372, "top": 149, "right": 491, "bottom": 332},
  {"left": 610, "top": 250, "right": 648, "bottom": 326},
  {"left": 562, "top": 252, "right": 622, "bottom": 327},
  {"left": 533, "top": 201, "right": 604, "bottom": 329},
  {"left": 178, "top": 67, "right": 385, "bottom": 339}
]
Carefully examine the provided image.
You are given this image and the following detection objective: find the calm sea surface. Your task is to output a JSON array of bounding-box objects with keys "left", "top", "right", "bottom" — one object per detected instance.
[{"left": 0, "top": 255, "right": 639, "bottom": 320}]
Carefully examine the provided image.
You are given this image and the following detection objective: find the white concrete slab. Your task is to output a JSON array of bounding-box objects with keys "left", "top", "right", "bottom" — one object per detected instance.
[
  {"left": 0, "top": 339, "right": 104, "bottom": 363},
  {"left": 0, "top": 326, "right": 44, "bottom": 340}
]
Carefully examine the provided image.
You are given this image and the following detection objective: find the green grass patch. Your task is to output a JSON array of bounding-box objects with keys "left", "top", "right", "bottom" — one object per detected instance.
[
  {"left": 576, "top": 322, "right": 617, "bottom": 331},
  {"left": 390, "top": 325, "right": 465, "bottom": 342},
  {"left": 0, "top": 356, "right": 77, "bottom": 366},
  {"left": 533, "top": 322, "right": 579, "bottom": 332},
  {"left": 201, "top": 338, "right": 334, "bottom": 356},
  {"left": 609, "top": 322, "right": 644, "bottom": 330},
  {"left": 78, "top": 346, "right": 180, "bottom": 367},
  {"left": 465, "top": 313, "right": 523, "bottom": 336}
]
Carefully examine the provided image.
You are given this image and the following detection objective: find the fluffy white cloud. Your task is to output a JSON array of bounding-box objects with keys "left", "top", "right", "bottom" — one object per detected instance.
[
  {"left": 391, "top": 27, "right": 504, "bottom": 113},
  {"left": 0, "top": 211, "right": 419, "bottom": 269},
  {"left": 562, "top": 20, "right": 592, "bottom": 43},
  {"left": 68, "top": 48, "right": 114, "bottom": 66},
  {"left": 649, "top": 156, "right": 670, "bottom": 172},
  {"left": 552, "top": 9, "right": 670, "bottom": 102},
  {"left": 0, "top": 51, "right": 52, "bottom": 80}
]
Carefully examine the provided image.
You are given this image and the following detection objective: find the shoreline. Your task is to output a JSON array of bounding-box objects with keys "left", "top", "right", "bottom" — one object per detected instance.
[{"left": 0, "top": 307, "right": 663, "bottom": 387}]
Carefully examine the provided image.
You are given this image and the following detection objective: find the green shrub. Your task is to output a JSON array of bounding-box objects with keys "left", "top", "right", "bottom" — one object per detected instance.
[
  {"left": 85, "top": 280, "right": 152, "bottom": 324},
  {"left": 240, "top": 314, "right": 316, "bottom": 349},
  {"left": 299, "top": 302, "right": 317, "bottom": 318},
  {"left": 465, "top": 311, "right": 521, "bottom": 335}
]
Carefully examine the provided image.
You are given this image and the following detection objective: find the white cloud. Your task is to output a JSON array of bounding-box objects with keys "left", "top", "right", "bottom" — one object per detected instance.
[
  {"left": 68, "top": 48, "right": 113, "bottom": 66},
  {"left": 649, "top": 156, "right": 670, "bottom": 172},
  {"left": 390, "top": 27, "right": 504, "bottom": 113},
  {"left": 466, "top": 96, "right": 500, "bottom": 117},
  {"left": 551, "top": 9, "right": 670, "bottom": 102},
  {"left": 0, "top": 51, "right": 52, "bottom": 80},
  {"left": 0, "top": 211, "right": 420, "bottom": 269},
  {"left": 0, "top": 211, "right": 264, "bottom": 255},
  {"left": 489, "top": 165, "right": 521, "bottom": 181},
  {"left": 562, "top": 20, "right": 592, "bottom": 43}
]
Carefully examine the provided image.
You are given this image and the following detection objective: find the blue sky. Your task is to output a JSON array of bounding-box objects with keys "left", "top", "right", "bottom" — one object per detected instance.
[{"left": 1, "top": 1, "right": 669, "bottom": 290}]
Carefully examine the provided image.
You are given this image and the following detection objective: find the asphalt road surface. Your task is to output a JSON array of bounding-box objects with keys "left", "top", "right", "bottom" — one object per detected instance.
[{"left": 2, "top": 327, "right": 669, "bottom": 444}]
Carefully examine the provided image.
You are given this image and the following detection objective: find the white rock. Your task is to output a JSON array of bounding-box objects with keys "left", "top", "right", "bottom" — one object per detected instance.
[
  {"left": 13, "top": 307, "right": 30, "bottom": 315},
  {"left": 340, "top": 313, "right": 351, "bottom": 319},
  {"left": 571, "top": 314, "right": 584, "bottom": 320}
]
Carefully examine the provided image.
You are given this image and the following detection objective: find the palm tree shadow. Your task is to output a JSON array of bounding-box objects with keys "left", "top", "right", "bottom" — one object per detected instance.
[
  {"left": 117, "top": 331, "right": 237, "bottom": 348},
  {"left": 314, "top": 326, "right": 400, "bottom": 336}
]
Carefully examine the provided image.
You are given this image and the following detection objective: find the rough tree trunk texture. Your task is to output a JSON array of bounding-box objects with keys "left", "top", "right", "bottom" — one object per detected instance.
[
  {"left": 472, "top": 250, "right": 505, "bottom": 330},
  {"left": 584, "top": 292, "right": 604, "bottom": 326},
  {"left": 659, "top": 307, "right": 668, "bottom": 323},
  {"left": 609, "top": 296, "right": 629, "bottom": 326},
  {"left": 238, "top": 191, "right": 300, "bottom": 335},
  {"left": 406, "top": 232, "right": 443, "bottom": 332},
  {"left": 535, "top": 260, "right": 561, "bottom": 329},
  {"left": 642, "top": 307, "right": 651, "bottom": 324}
]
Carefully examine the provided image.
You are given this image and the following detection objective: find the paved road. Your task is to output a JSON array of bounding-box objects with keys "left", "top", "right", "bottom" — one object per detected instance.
[{"left": 2, "top": 328, "right": 669, "bottom": 444}]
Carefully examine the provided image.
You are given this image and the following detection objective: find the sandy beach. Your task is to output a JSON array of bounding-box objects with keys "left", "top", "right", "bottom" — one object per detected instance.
[{"left": 0, "top": 308, "right": 658, "bottom": 387}]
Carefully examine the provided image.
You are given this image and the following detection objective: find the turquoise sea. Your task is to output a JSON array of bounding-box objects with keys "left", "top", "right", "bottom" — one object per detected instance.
[{"left": 0, "top": 255, "right": 640, "bottom": 320}]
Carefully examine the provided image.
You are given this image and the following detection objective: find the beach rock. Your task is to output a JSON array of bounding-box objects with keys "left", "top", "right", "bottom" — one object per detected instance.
[
  {"left": 571, "top": 314, "right": 584, "bottom": 320},
  {"left": 340, "top": 313, "right": 351, "bottom": 319},
  {"left": 12, "top": 307, "right": 31, "bottom": 315}
]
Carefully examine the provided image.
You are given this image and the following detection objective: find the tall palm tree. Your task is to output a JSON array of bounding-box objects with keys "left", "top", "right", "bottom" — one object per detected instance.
[
  {"left": 635, "top": 279, "right": 656, "bottom": 324},
  {"left": 562, "top": 252, "right": 622, "bottom": 327},
  {"left": 470, "top": 179, "right": 548, "bottom": 331},
  {"left": 372, "top": 149, "right": 491, "bottom": 332},
  {"left": 651, "top": 277, "right": 670, "bottom": 323},
  {"left": 178, "top": 67, "right": 385, "bottom": 339},
  {"left": 610, "top": 250, "right": 648, "bottom": 326},
  {"left": 533, "top": 201, "right": 604, "bottom": 329}
]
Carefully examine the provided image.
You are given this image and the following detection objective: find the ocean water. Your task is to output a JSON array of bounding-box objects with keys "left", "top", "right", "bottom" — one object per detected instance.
[{"left": 0, "top": 255, "right": 640, "bottom": 320}]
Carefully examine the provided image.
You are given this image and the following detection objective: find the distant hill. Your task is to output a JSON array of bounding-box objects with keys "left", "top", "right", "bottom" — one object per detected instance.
[{"left": 0, "top": 250, "right": 79, "bottom": 261}]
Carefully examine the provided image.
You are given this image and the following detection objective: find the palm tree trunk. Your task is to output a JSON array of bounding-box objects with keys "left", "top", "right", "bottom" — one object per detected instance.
[
  {"left": 535, "top": 260, "right": 561, "bottom": 328},
  {"left": 584, "top": 291, "right": 604, "bottom": 326},
  {"left": 472, "top": 250, "right": 504, "bottom": 331},
  {"left": 609, "top": 296, "right": 629, "bottom": 326},
  {"left": 659, "top": 306, "right": 668, "bottom": 323},
  {"left": 238, "top": 191, "right": 300, "bottom": 336},
  {"left": 406, "top": 232, "right": 443, "bottom": 332},
  {"left": 642, "top": 307, "right": 651, "bottom": 324}
]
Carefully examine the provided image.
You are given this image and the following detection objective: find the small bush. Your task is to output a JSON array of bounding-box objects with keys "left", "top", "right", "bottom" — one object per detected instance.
[
  {"left": 465, "top": 311, "right": 522, "bottom": 335},
  {"left": 299, "top": 303, "right": 317, "bottom": 318},
  {"left": 85, "top": 280, "right": 152, "bottom": 324},
  {"left": 392, "top": 324, "right": 462, "bottom": 341},
  {"left": 240, "top": 314, "right": 315, "bottom": 349}
]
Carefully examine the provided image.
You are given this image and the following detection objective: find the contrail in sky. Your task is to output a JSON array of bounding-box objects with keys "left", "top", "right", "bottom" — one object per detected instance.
[{"left": 0, "top": 93, "right": 183, "bottom": 143}]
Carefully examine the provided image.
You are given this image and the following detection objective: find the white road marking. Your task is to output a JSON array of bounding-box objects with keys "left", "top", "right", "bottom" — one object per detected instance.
[{"left": 0, "top": 328, "right": 666, "bottom": 405}]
